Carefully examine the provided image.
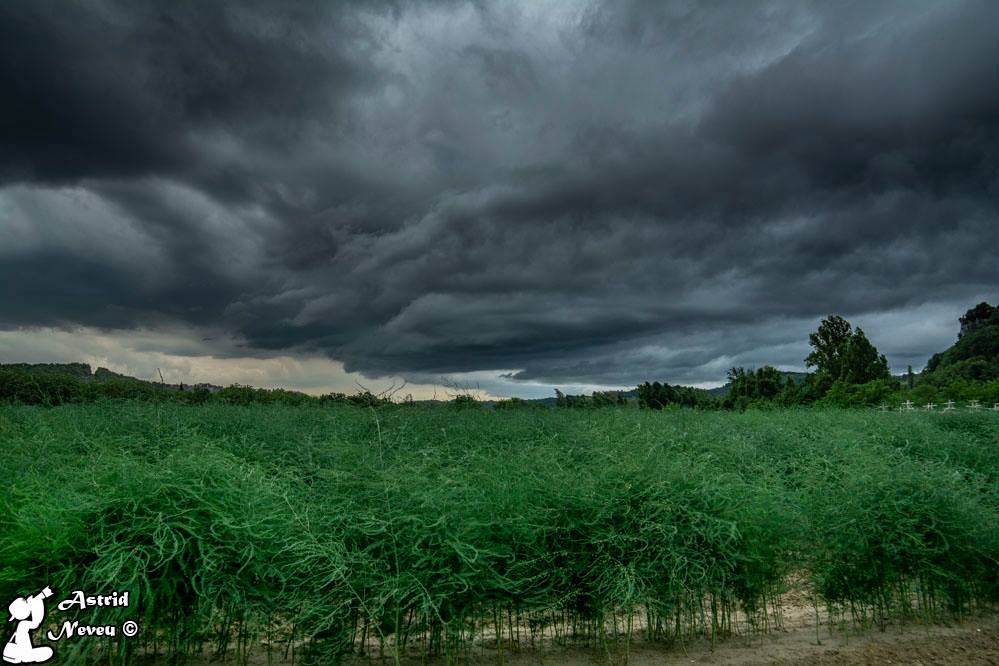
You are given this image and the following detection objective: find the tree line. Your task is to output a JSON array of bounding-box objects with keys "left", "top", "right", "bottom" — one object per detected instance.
[
  {"left": 565, "top": 304, "right": 999, "bottom": 410},
  {"left": 0, "top": 365, "right": 395, "bottom": 408},
  {"left": 2, "top": 303, "right": 996, "bottom": 410}
]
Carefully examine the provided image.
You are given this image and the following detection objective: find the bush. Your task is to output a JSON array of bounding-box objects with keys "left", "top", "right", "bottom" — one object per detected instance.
[{"left": 818, "top": 378, "right": 901, "bottom": 408}]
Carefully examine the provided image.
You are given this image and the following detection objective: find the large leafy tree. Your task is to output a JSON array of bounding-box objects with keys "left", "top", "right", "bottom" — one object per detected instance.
[
  {"left": 841, "top": 328, "right": 890, "bottom": 384},
  {"left": 806, "top": 316, "right": 890, "bottom": 391},
  {"left": 805, "top": 315, "right": 853, "bottom": 385}
]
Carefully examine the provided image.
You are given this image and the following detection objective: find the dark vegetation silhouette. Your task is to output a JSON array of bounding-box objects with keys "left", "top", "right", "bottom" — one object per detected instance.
[
  {"left": 635, "top": 382, "right": 711, "bottom": 409},
  {"left": 560, "top": 303, "right": 999, "bottom": 409},
  {"left": 2, "top": 303, "right": 997, "bottom": 409}
]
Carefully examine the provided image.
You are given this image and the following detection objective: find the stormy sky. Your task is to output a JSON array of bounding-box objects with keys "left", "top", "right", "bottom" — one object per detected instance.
[{"left": 1, "top": 0, "right": 996, "bottom": 397}]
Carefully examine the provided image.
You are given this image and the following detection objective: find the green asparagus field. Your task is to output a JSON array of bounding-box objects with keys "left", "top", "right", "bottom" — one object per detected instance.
[{"left": 1, "top": 402, "right": 997, "bottom": 663}]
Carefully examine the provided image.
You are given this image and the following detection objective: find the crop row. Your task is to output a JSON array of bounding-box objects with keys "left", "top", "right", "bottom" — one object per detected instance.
[{"left": 1, "top": 403, "right": 996, "bottom": 663}]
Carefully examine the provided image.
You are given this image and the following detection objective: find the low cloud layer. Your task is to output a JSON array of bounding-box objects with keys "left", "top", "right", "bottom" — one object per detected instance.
[{"left": 1, "top": 1, "right": 997, "bottom": 392}]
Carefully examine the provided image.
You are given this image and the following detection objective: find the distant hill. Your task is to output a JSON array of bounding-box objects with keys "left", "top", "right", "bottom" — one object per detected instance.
[
  {"left": 0, "top": 362, "right": 94, "bottom": 378},
  {"left": 93, "top": 366, "right": 140, "bottom": 381},
  {"left": 705, "top": 384, "right": 729, "bottom": 397},
  {"left": 924, "top": 302, "right": 999, "bottom": 382},
  {"left": 1, "top": 363, "right": 223, "bottom": 393}
]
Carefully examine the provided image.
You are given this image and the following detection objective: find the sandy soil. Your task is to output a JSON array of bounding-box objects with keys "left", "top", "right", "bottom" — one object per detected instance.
[
  {"left": 174, "top": 613, "right": 997, "bottom": 666},
  {"left": 513, "top": 616, "right": 999, "bottom": 665},
  {"left": 137, "top": 583, "right": 999, "bottom": 666}
]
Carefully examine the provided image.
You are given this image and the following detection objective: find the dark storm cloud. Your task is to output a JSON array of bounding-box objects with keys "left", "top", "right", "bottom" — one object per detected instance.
[
  {"left": 1, "top": 0, "right": 997, "bottom": 388},
  {"left": 0, "top": 1, "right": 375, "bottom": 190}
]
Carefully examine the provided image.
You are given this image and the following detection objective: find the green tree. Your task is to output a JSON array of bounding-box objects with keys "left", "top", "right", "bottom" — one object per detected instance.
[
  {"left": 805, "top": 316, "right": 892, "bottom": 395},
  {"left": 805, "top": 315, "right": 853, "bottom": 387},
  {"left": 841, "top": 328, "right": 891, "bottom": 384},
  {"left": 754, "top": 366, "right": 784, "bottom": 399},
  {"left": 724, "top": 366, "right": 784, "bottom": 407}
]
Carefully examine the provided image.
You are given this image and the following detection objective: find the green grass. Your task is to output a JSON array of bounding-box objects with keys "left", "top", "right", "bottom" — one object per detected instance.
[{"left": 1, "top": 403, "right": 996, "bottom": 663}]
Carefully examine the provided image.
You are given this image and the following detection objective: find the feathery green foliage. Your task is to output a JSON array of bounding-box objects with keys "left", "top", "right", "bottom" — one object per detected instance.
[{"left": 0, "top": 403, "right": 996, "bottom": 663}]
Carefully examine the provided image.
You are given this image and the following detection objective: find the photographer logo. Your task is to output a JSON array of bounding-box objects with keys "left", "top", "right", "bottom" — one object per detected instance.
[{"left": 4, "top": 588, "right": 138, "bottom": 664}]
